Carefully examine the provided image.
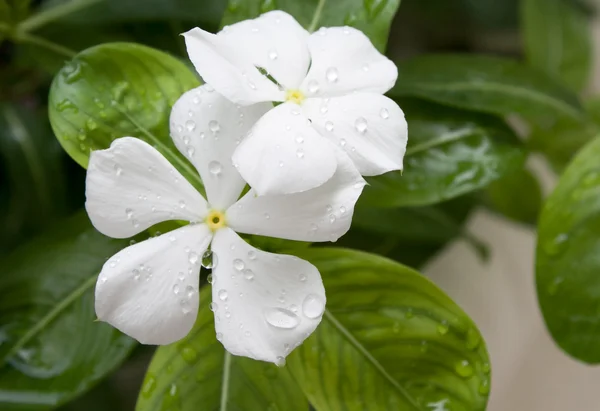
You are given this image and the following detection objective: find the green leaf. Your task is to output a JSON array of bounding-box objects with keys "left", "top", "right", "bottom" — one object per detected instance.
[
  {"left": 391, "top": 54, "right": 584, "bottom": 121},
  {"left": 288, "top": 248, "right": 491, "bottom": 410},
  {"left": 0, "top": 103, "right": 71, "bottom": 254},
  {"left": 484, "top": 165, "right": 542, "bottom": 225},
  {"left": 0, "top": 212, "right": 136, "bottom": 410},
  {"left": 536, "top": 135, "right": 600, "bottom": 363},
  {"left": 0, "top": 0, "right": 10, "bottom": 24},
  {"left": 360, "top": 100, "right": 526, "bottom": 208},
  {"left": 221, "top": 0, "right": 400, "bottom": 51},
  {"left": 135, "top": 288, "right": 308, "bottom": 411},
  {"left": 48, "top": 42, "right": 202, "bottom": 189},
  {"left": 522, "top": 0, "right": 592, "bottom": 91}
]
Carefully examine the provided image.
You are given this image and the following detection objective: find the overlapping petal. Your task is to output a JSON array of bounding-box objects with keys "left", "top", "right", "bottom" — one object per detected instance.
[
  {"left": 304, "top": 93, "right": 407, "bottom": 175},
  {"left": 300, "top": 27, "right": 398, "bottom": 98},
  {"left": 86, "top": 138, "right": 208, "bottom": 239},
  {"left": 232, "top": 102, "right": 338, "bottom": 195},
  {"left": 183, "top": 28, "right": 284, "bottom": 105},
  {"left": 210, "top": 227, "right": 325, "bottom": 363},
  {"left": 170, "top": 85, "right": 272, "bottom": 208},
  {"left": 95, "top": 224, "right": 213, "bottom": 345},
  {"left": 227, "top": 149, "right": 365, "bottom": 242}
]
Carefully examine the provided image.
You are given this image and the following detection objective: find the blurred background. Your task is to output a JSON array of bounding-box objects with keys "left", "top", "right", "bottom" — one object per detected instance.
[{"left": 0, "top": 0, "right": 598, "bottom": 409}]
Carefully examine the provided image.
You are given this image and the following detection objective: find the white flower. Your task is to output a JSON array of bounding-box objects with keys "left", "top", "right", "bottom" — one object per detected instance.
[
  {"left": 86, "top": 86, "right": 366, "bottom": 364},
  {"left": 182, "top": 10, "right": 408, "bottom": 196}
]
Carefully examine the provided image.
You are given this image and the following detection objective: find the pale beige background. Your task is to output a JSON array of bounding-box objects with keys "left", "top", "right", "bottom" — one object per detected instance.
[{"left": 422, "top": 22, "right": 600, "bottom": 409}]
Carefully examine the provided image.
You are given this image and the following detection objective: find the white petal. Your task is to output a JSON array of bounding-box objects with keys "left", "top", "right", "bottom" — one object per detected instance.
[
  {"left": 227, "top": 149, "right": 365, "bottom": 242},
  {"left": 300, "top": 27, "right": 397, "bottom": 98},
  {"left": 218, "top": 11, "right": 310, "bottom": 89},
  {"left": 170, "top": 85, "right": 272, "bottom": 209},
  {"left": 210, "top": 227, "right": 325, "bottom": 363},
  {"left": 183, "top": 28, "right": 284, "bottom": 105},
  {"left": 86, "top": 138, "right": 208, "bottom": 239},
  {"left": 95, "top": 224, "right": 212, "bottom": 345},
  {"left": 232, "top": 102, "right": 337, "bottom": 196},
  {"left": 303, "top": 94, "right": 407, "bottom": 175}
]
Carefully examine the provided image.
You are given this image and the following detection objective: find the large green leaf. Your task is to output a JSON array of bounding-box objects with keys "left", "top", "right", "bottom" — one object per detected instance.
[
  {"left": 0, "top": 212, "right": 136, "bottom": 410},
  {"left": 391, "top": 54, "right": 584, "bottom": 121},
  {"left": 521, "top": 0, "right": 592, "bottom": 91},
  {"left": 536, "top": 135, "right": 600, "bottom": 363},
  {"left": 288, "top": 248, "right": 490, "bottom": 410},
  {"left": 135, "top": 288, "right": 308, "bottom": 411},
  {"left": 48, "top": 42, "right": 202, "bottom": 188},
  {"left": 221, "top": 0, "right": 400, "bottom": 51},
  {"left": 360, "top": 100, "right": 525, "bottom": 208},
  {"left": 0, "top": 104, "right": 71, "bottom": 254}
]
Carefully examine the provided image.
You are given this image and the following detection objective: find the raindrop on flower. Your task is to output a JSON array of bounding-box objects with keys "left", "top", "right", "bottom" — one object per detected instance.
[
  {"left": 296, "top": 149, "right": 304, "bottom": 159},
  {"left": 302, "top": 294, "right": 325, "bottom": 319},
  {"left": 125, "top": 208, "right": 133, "bottom": 219},
  {"left": 326, "top": 67, "right": 339, "bottom": 83},
  {"left": 208, "top": 120, "right": 220, "bottom": 134},
  {"left": 202, "top": 250, "right": 218, "bottom": 269},
  {"left": 186, "top": 146, "right": 195, "bottom": 157},
  {"left": 218, "top": 289, "right": 228, "bottom": 301},
  {"left": 339, "top": 138, "right": 346, "bottom": 147},
  {"left": 208, "top": 161, "right": 222, "bottom": 176},
  {"left": 307, "top": 80, "right": 319, "bottom": 94},
  {"left": 233, "top": 259, "right": 245, "bottom": 271},
  {"left": 380, "top": 108, "right": 390, "bottom": 119},
  {"left": 185, "top": 120, "right": 196, "bottom": 131},
  {"left": 243, "top": 269, "right": 254, "bottom": 280},
  {"left": 340, "top": 206, "right": 346, "bottom": 214},
  {"left": 299, "top": 273, "right": 307, "bottom": 282},
  {"left": 247, "top": 250, "right": 257, "bottom": 260},
  {"left": 207, "top": 274, "right": 214, "bottom": 284},
  {"left": 355, "top": 117, "right": 368, "bottom": 133},
  {"left": 173, "top": 284, "right": 180, "bottom": 295},
  {"left": 268, "top": 49, "right": 278, "bottom": 60},
  {"left": 264, "top": 308, "right": 300, "bottom": 329},
  {"left": 295, "top": 135, "right": 304, "bottom": 144},
  {"left": 209, "top": 302, "right": 217, "bottom": 311},
  {"left": 114, "top": 164, "right": 123, "bottom": 176},
  {"left": 325, "top": 121, "right": 334, "bottom": 132},
  {"left": 329, "top": 214, "right": 336, "bottom": 223},
  {"left": 188, "top": 252, "right": 199, "bottom": 265},
  {"left": 275, "top": 356, "right": 286, "bottom": 367}
]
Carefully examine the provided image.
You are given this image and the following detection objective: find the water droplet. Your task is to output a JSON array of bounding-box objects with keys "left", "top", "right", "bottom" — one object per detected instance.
[
  {"left": 264, "top": 308, "right": 300, "bottom": 329},
  {"left": 56, "top": 98, "right": 78, "bottom": 113},
  {"left": 185, "top": 120, "right": 196, "bottom": 131},
  {"left": 189, "top": 252, "right": 199, "bottom": 265},
  {"left": 209, "top": 302, "right": 218, "bottom": 311},
  {"left": 216, "top": 332, "right": 223, "bottom": 341},
  {"left": 218, "top": 289, "right": 228, "bottom": 301},
  {"left": 302, "top": 294, "right": 325, "bottom": 319},
  {"left": 268, "top": 49, "right": 278, "bottom": 60},
  {"left": 339, "top": 206, "right": 346, "bottom": 214},
  {"left": 437, "top": 322, "right": 449, "bottom": 335},
  {"left": 233, "top": 259, "right": 245, "bottom": 271},
  {"left": 264, "top": 212, "right": 270, "bottom": 219},
  {"left": 208, "top": 161, "right": 222, "bottom": 176},
  {"left": 329, "top": 214, "right": 336, "bottom": 223},
  {"left": 362, "top": 63, "right": 370, "bottom": 72},
  {"left": 186, "top": 146, "right": 195, "bottom": 157},
  {"left": 132, "top": 269, "right": 141, "bottom": 281},
  {"left": 339, "top": 138, "right": 346, "bottom": 147},
  {"left": 114, "top": 164, "right": 123, "bottom": 176},
  {"left": 186, "top": 285, "right": 195, "bottom": 298},
  {"left": 479, "top": 379, "right": 491, "bottom": 395},
  {"left": 173, "top": 284, "right": 180, "bottom": 294},
  {"left": 63, "top": 61, "right": 83, "bottom": 84},
  {"left": 295, "top": 134, "right": 304, "bottom": 144},
  {"left": 299, "top": 273, "right": 307, "bottom": 282},
  {"left": 380, "top": 108, "right": 389, "bottom": 119},
  {"left": 279, "top": 161, "right": 284, "bottom": 168},
  {"left": 290, "top": 106, "right": 301, "bottom": 116},
  {"left": 296, "top": 149, "right": 304, "bottom": 158},
  {"left": 180, "top": 346, "right": 197, "bottom": 364},
  {"left": 307, "top": 80, "right": 320, "bottom": 94},
  {"left": 325, "top": 121, "right": 334, "bottom": 132},
  {"left": 125, "top": 208, "right": 133, "bottom": 219},
  {"left": 320, "top": 106, "right": 328, "bottom": 114},
  {"left": 202, "top": 250, "right": 218, "bottom": 269},
  {"left": 247, "top": 250, "right": 257, "bottom": 260},
  {"left": 141, "top": 374, "right": 157, "bottom": 398},
  {"left": 243, "top": 269, "right": 254, "bottom": 280},
  {"left": 275, "top": 356, "right": 286, "bottom": 367},
  {"left": 454, "top": 360, "right": 474, "bottom": 378},
  {"left": 326, "top": 67, "right": 339, "bottom": 83},
  {"left": 355, "top": 117, "right": 368, "bottom": 133},
  {"left": 544, "top": 233, "right": 569, "bottom": 257},
  {"left": 207, "top": 274, "right": 215, "bottom": 284},
  {"left": 466, "top": 328, "right": 481, "bottom": 350},
  {"left": 208, "top": 120, "right": 220, "bottom": 134}
]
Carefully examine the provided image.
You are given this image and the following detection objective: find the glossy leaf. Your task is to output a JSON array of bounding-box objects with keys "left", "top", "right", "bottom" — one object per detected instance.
[
  {"left": 0, "top": 212, "right": 136, "bottom": 410},
  {"left": 522, "top": 0, "right": 592, "bottom": 91},
  {"left": 536, "top": 135, "right": 600, "bottom": 363},
  {"left": 391, "top": 54, "right": 584, "bottom": 121},
  {"left": 0, "top": 104, "right": 71, "bottom": 254},
  {"left": 135, "top": 288, "right": 308, "bottom": 411},
  {"left": 360, "top": 100, "right": 525, "bottom": 208},
  {"left": 221, "top": 0, "right": 400, "bottom": 51},
  {"left": 48, "top": 42, "right": 202, "bottom": 188},
  {"left": 484, "top": 165, "right": 542, "bottom": 225},
  {"left": 289, "top": 248, "right": 491, "bottom": 410}
]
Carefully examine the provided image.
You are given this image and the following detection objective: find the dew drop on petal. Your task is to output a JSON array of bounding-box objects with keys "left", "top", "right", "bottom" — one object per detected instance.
[
  {"left": 186, "top": 146, "right": 195, "bottom": 157},
  {"left": 218, "top": 289, "right": 228, "bottom": 301},
  {"left": 202, "top": 250, "right": 218, "bottom": 269},
  {"left": 208, "top": 120, "right": 220, "bottom": 134},
  {"left": 268, "top": 49, "right": 278, "bottom": 60},
  {"left": 340, "top": 206, "right": 346, "bottom": 214},
  {"left": 299, "top": 273, "right": 307, "bottom": 282},
  {"left": 185, "top": 120, "right": 196, "bottom": 131},
  {"left": 295, "top": 134, "right": 304, "bottom": 144},
  {"left": 329, "top": 214, "right": 336, "bottom": 223},
  {"left": 302, "top": 294, "right": 325, "bottom": 319},
  {"left": 325, "top": 121, "right": 334, "bottom": 132},
  {"left": 339, "top": 138, "right": 346, "bottom": 147},
  {"left": 233, "top": 259, "right": 245, "bottom": 271},
  {"left": 216, "top": 332, "right": 223, "bottom": 341},
  {"left": 325, "top": 67, "right": 339, "bottom": 83},
  {"left": 207, "top": 274, "right": 214, "bottom": 284},
  {"left": 247, "top": 250, "right": 257, "bottom": 260},
  {"left": 188, "top": 252, "right": 199, "bottom": 265},
  {"left": 243, "top": 269, "right": 254, "bottom": 280},
  {"left": 114, "top": 164, "right": 123, "bottom": 176},
  {"left": 296, "top": 149, "right": 304, "bottom": 158},
  {"left": 380, "top": 108, "right": 390, "bottom": 119},
  {"left": 173, "top": 284, "right": 180, "bottom": 295},
  {"left": 275, "top": 356, "right": 286, "bottom": 367},
  {"left": 208, "top": 161, "right": 222, "bottom": 176},
  {"left": 264, "top": 308, "right": 300, "bottom": 329},
  {"left": 125, "top": 208, "right": 133, "bottom": 219},
  {"left": 307, "top": 80, "right": 319, "bottom": 94},
  {"left": 209, "top": 302, "right": 218, "bottom": 311},
  {"left": 354, "top": 117, "right": 368, "bottom": 134}
]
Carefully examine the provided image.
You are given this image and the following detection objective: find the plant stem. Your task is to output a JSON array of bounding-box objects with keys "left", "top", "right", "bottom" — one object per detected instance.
[
  {"left": 13, "top": 31, "right": 76, "bottom": 57},
  {"left": 18, "top": 0, "right": 104, "bottom": 32},
  {"left": 307, "top": 0, "right": 327, "bottom": 32}
]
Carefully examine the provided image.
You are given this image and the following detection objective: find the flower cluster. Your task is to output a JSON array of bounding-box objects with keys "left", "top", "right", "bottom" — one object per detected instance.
[{"left": 87, "top": 11, "right": 407, "bottom": 364}]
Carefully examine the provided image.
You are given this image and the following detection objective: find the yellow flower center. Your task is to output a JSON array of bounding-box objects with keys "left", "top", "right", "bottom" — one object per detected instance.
[
  {"left": 285, "top": 89, "right": 305, "bottom": 105},
  {"left": 206, "top": 209, "right": 226, "bottom": 232}
]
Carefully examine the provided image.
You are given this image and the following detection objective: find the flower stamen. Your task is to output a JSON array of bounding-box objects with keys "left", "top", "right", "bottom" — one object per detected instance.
[
  {"left": 285, "top": 89, "right": 305, "bottom": 105},
  {"left": 206, "top": 209, "right": 227, "bottom": 232}
]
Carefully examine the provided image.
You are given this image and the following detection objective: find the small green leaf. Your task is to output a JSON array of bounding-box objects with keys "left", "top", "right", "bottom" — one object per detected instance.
[
  {"left": 48, "top": 42, "right": 202, "bottom": 189},
  {"left": 536, "top": 135, "right": 600, "bottom": 364},
  {"left": 360, "top": 100, "right": 526, "bottom": 208},
  {"left": 391, "top": 54, "right": 584, "bottom": 120},
  {"left": 522, "top": 0, "right": 592, "bottom": 91},
  {"left": 484, "top": 165, "right": 542, "bottom": 225},
  {"left": 0, "top": 212, "right": 136, "bottom": 410},
  {"left": 135, "top": 288, "right": 307, "bottom": 411},
  {"left": 289, "top": 248, "right": 491, "bottom": 410},
  {"left": 221, "top": 0, "right": 401, "bottom": 51}
]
